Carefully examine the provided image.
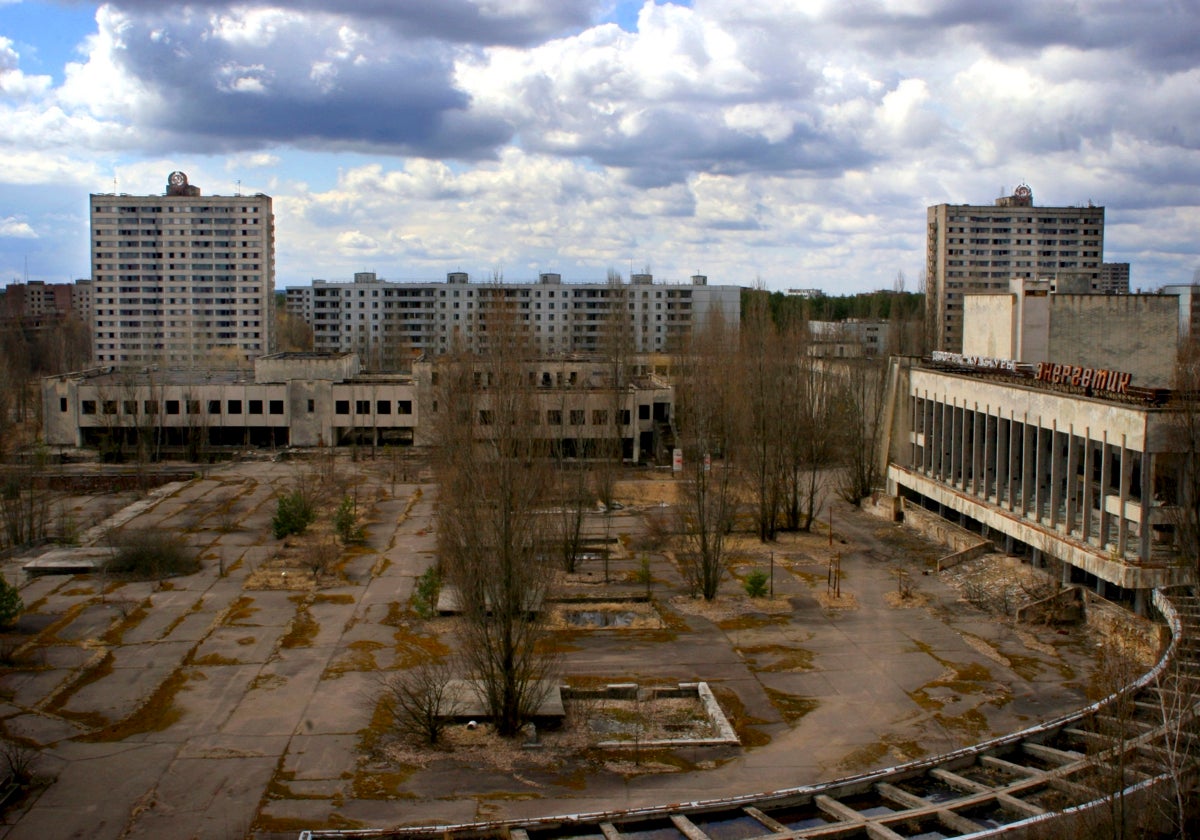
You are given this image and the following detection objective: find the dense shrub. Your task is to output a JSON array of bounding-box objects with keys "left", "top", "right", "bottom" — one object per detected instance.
[
  {"left": 272, "top": 490, "right": 316, "bottom": 539},
  {"left": 411, "top": 566, "right": 443, "bottom": 619},
  {"left": 0, "top": 577, "right": 23, "bottom": 627},
  {"left": 743, "top": 569, "right": 769, "bottom": 598},
  {"left": 106, "top": 529, "right": 199, "bottom": 579},
  {"left": 333, "top": 496, "right": 364, "bottom": 544}
]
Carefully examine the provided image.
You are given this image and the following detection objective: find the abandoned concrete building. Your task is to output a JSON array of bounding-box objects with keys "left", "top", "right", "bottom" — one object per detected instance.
[
  {"left": 884, "top": 283, "right": 1196, "bottom": 612},
  {"left": 41, "top": 352, "right": 675, "bottom": 463}
]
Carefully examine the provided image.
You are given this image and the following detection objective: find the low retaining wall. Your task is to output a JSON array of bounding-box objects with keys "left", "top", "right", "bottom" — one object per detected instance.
[
  {"left": 1016, "top": 585, "right": 1085, "bottom": 625},
  {"left": 901, "top": 501, "right": 991, "bottom": 554},
  {"left": 1083, "top": 589, "right": 1168, "bottom": 666}
]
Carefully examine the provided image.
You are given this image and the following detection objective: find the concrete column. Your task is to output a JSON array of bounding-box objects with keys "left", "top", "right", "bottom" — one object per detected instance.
[
  {"left": 981, "top": 408, "right": 994, "bottom": 501},
  {"left": 936, "top": 398, "right": 948, "bottom": 481},
  {"left": 1065, "top": 426, "right": 1079, "bottom": 536},
  {"left": 1081, "top": 429, "right": 1094, "bottom": 544},
  {"left": 1050, "top": 423, "right": 1063, "bottom": 529},
  {"left": 949, "top": 402, "right": 959, "bottom": 486},
  {"left": 1034, "top": 423, "right": 1046, "bottom": 522},
  {"left": 1117, "top": 435, "right": 1131, "bottom": 558},
  {"left": 1007, "top": 413, "right": 1021, "bottom": 511},
  {"left": 1139, "top": 451, "right": 1153, "bottom": 563},
  {"left": 996, "top": 413, "right": 1010, "bottom": 507},
  {"left": 910, "top": 393, "right": 920, "bottom": 470},
  {"left": 962, "top": 404, "right": 973, "bottom": 490},
  {"left": 1020, "top": 418, "right": 1035, "bottom": 516},
  {"left": 973, "top": 407, "right": 987, "bottom": 498},
  {"left": 1099, "top": 433, "right": 1112, "bottom": 549}
]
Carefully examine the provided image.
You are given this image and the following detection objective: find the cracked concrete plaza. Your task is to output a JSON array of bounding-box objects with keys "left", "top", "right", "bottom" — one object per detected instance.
[{"left": 0, "top": 458, "right": 1098, "bottom": 839}]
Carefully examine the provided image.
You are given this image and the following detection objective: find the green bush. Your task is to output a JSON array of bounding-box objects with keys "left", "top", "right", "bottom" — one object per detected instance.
[
  {"left": 273, "top": 490, "right": 316, "bottom": 539},
  {"left": 412, "top": 566, "right": 442, "bottom": 619},
  {"left": 0, "top": 577, "right": 23, "bottom": 628},
  {"left": 106, "top": 529, "right": 200, "bottom": 579},
  {"left": 334, "top": 496, "right": 365, "bottom": 544},
  {"left": 743, "top": 569, "right": 769, "bottom": 598}
]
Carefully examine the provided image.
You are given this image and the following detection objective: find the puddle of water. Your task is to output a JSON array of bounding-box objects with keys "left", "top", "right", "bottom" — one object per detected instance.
[
  {"left": 616, "top": 821, "right": 685, "bottom": 840},
  {"left": 690, "top": 814, "right": 767, "bottom": 840},
  {"left": 564, "top": 610, "right": 639, "bottom": 627}
]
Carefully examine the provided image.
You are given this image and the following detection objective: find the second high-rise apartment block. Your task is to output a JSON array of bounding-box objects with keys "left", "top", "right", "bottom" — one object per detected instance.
[
  {"left": 926, "top": 185, "right": 1104, "bottom": 352},
  {"left": 286, "top": 271, "right": 741, "bottom": 369},
  {"left": 91, "top": 171, "right": 274, "bottom": 366}
]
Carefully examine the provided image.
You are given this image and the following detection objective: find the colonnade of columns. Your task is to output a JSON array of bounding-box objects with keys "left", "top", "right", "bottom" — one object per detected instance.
[{"left": 908, "top": 393, "right": 1157, "bottom": 564}]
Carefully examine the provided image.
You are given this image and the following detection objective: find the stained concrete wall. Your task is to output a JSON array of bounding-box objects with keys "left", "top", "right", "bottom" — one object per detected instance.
[
  {"left": 962, "top": 295, "right": 1016, "bottom": 358},
  {"left": 1048, "top": 295, "right": 1178, "bottom": 387}
]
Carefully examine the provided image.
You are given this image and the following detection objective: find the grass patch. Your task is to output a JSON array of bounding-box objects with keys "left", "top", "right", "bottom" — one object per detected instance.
[
  {"left": 392, "top": 625, "right": 452, "bottom": 669},
  {"left": 934, "top": 708, "right": 990, "bottom": 742},
  {"left": 716, "top": 613, "right": 790, "bottom": 631},
  {"left": 350, "top": 768, "right": 419, "bottom": 800},
  {"left": 738, "top": 644, "right": 814, "bottom": 672},
  {"left": 224, "top": 596, "right": 259, "bottom": 626},
  {"left": 313, "top": 593, "right": 354, "bottom": 605},
  {"left": 325, "top": 640, "right": 384, "bottom": 676},
  {"left": 764, "top": 689, "right": 819, "bottom": 723},
  {"left": 43, "top": 649, "right": 114, "bottom": 728},
  {"left": 280, "top": 607, "right": 320, "bottom": 649},
  {"left": 81, "top": 667, "right": 188, "bottom": 741},
  {"left": 709, "top": 684, "right": 770, "bottom": 748},
  {"left": 100, "top": 599, "right": 151, "bottom": 645},
  {"left": 192, "top": 653, "right": 241, "bottom": 666}
]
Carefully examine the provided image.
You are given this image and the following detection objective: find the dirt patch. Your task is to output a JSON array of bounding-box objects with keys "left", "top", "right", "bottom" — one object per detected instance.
[
  {"left": 941, "top": 553, "right": 1060, "bottom": 617},
  {"left": 669, "top": 594, "right": 792, "bottom": 624}
]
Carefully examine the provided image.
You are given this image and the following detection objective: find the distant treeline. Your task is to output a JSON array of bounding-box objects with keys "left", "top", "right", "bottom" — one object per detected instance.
[{"left": 743, "top": 289, "right": 925, "bottom": 327}]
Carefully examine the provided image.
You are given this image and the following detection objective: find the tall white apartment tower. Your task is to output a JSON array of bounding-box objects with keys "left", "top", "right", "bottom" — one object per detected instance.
[
  {"left": 926, "top": 185, "right": 1104, "bottom": 352},
  {"left": 90, "top": 171, "right": 275, "bottom": 366}
]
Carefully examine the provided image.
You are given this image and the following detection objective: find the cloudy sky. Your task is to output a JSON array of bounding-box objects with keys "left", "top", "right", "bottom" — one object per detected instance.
[{"left": 1, "top": 0, "right": 1197, "bottom": 293}]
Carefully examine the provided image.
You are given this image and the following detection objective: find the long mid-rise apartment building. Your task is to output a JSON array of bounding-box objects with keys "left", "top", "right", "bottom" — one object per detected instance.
[
  {"left": 927, "top": 185, "right": 1104, "bottom": 352},
  {"left": 286, "top": 271, "right": 741, "bottom": 369},
  {"left": 91, "top": 171, "right": 275, "bottom": 366}
]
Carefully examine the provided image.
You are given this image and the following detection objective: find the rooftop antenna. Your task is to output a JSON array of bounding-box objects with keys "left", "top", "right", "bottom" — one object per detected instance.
[
  {"left": 113, "top": 175, "right": 118, "bottom": 194},
  {"left": 236, "top": 179, "right": 242, "bottom": 197}
]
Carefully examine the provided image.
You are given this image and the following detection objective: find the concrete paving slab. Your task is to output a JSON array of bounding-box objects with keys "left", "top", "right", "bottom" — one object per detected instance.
[
  {"left": 282, "top": 732, "right": 361, "bottom": 780},
  {"left": 192, "top": 626, "right": 280, "bottom": 665},
  {"left": 109, "top": 640, "right": 192, "bottom": 671},
  {"left": 62, "top": 662, "right": 181, "bottom": 725},
  {"left": 2, "top": 711, "right": 88, "bottom": 746},
  {"left": 301, "top": 672, "right": 377, "bottom": 734},
  {"left": 154, "top": 663, "right": 265, "bottom": 740},
  {"left": 50, "top": 603, "right": 122, "bottom": 642},
  {"left": 1, "top": 668, "right": 75, "bottom": 709},
  {"left": 177, "top": 732, "right": 291, "bottom": 760},
  {"left": 122, "top": 754, "right": 279, "bottom": 840},
  {"left": 5, "top": 741, "right": 177, "bottom": 840},
  {"left": 219, "top": 658, "right": 325, "bottom": 737}
]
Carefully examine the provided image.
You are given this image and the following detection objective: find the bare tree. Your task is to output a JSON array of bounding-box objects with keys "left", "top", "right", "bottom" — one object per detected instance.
[
  {"left": 833, "top": 358, "right": 889, "bottom": 506},
  {"left": 737, "top": 290, "right": 787, "bottom": 542},
  {"left": 0, "top": 448, "right": 51, "bottom": 550},
  {"left": 432, "top": 302, "right": 556, "bottom": 737},
  {"left": 781, "top": 317, "right": 834, "bottom": 531},
  {"left": 380, "top": 658, "right": 463, "bottom": 746},
  {"left": 675, "top": 316, "right": 739, "bottom": 599}
]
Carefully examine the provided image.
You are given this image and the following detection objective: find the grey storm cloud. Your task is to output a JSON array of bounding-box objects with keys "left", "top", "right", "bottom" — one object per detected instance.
[
  {"left": 828, "top": 0, "right": 1200, "bottom": 72},
  {"left": 104, "top": 0, "right": 601, "bottom": 47},
  {"left": 103, "top": 9, "right": 515, "bottom": 157}
]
